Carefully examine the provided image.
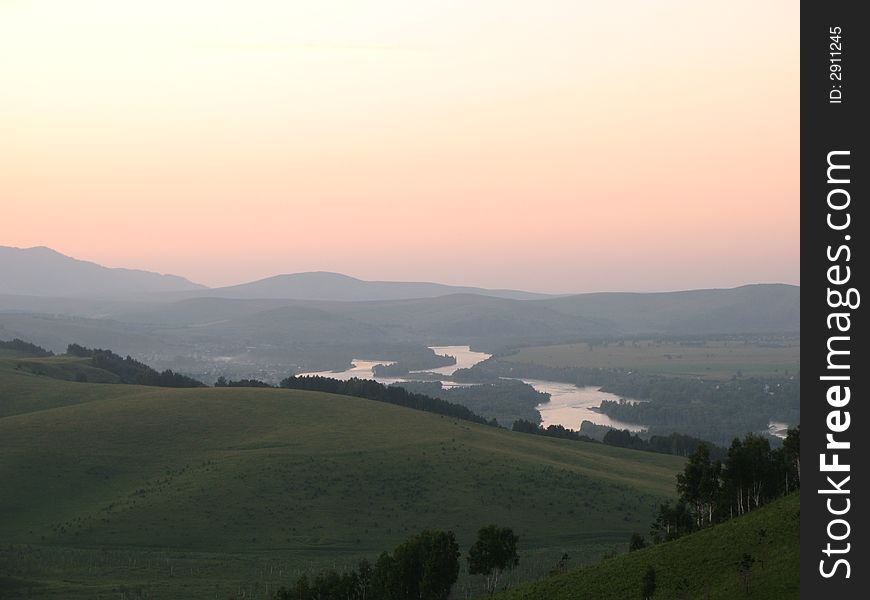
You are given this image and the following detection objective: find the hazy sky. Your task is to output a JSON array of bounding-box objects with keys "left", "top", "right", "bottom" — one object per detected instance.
[{"left": 1, "top": 1, "right": 798, "bottom": 293}]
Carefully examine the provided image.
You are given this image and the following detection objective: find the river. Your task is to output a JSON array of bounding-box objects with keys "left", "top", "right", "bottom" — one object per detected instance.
[
  {"left": 767, "top": 420, "right": 790, "bottom": 440},
  {"left": 299, "top": 347, "right": 796, "bottom": 439},
  {"left": 524, "top": 380, "right": 646, "bottom": 432},
  {"left": 299, "top": 345, "right": 645, "bottom": 431}
]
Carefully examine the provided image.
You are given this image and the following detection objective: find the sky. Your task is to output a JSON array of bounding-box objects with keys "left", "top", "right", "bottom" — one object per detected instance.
[{"left": 1, "top": 0, "right": 799, "bottom": 293}]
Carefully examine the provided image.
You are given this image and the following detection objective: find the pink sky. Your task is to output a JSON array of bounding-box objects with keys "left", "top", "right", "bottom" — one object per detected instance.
[{"left": 1, "top": 1, "right": 798, "bottom": 293}]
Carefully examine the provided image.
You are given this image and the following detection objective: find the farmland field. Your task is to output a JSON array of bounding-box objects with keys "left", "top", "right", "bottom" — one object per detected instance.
[{"left": 502, "top": 338, "right": 800, "bottom": 379}]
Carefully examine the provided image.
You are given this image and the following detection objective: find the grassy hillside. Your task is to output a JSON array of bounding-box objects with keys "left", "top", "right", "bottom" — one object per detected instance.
[
  {"left": 0, "top": 356, "right": 132, "bottom": 417},
  {"left": 503, "top": 338, "right": 800, "bottom": 380},
  {"left": 0, "top": 363, "right": 683, "bottom": 599},
  {"left": 0, "top": 347, "right": 34, "bottom": 359},
  {"left": 492, "top": 493, "right": 799, "bottom": 600},
  {"left": 3, "top": 356, "right": 123, "bottom": 383}
]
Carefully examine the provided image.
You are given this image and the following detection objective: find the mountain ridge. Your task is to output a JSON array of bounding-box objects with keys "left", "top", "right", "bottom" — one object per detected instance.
[
  {"left": 195, "top": 270, "right": 556, "bottom": 301},
  {"left": 1, "top": 246, "right": 799, "bottom": 304},
  {"left": 0, "top": 246, "right": 205, "bottom": 297}
]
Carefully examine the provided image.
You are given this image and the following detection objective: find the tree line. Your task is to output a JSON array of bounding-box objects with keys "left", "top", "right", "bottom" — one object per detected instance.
[
  {"left": 0, "top": 338, "right": 54, "bottom": 357},
  {"left": 644, "top": 427, "right": 799, "bottom": 545},
  {"left": 214, "top": 376, "right": 273, "bottom": 388},
  {"left": 512, "top": 419, "right": 595, "bottom": 442},
  {"left": 511, "top": 419, "right": 725, "bottom": 461},
  {"left": 279, "top": 376, "right": 496, "bottom": 427},
  {"left": 211, "top": 374, "right": 748, "bottom": 466},
  {"left": 274, "top": 525, "right": 519, "bottom": 600},
  {"left": 66, "top": 344, "right": 205, "bottom": 388},
  {"left": 602, "top": 429, "right": 728, "bottom": 461},
  {"left": 372, "top": 353, "right": 456, "bottom": 377},
  {"left": 597, "top": 374, "right": 799, "bottom": 446}
]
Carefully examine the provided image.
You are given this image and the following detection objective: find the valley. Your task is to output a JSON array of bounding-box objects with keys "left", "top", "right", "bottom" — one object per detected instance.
[
  {"left": 0, "top": 248, "right": 801, "bottom": 599},
  {"left": 0, "top": 357, "right": 682, "bottom": 598}
]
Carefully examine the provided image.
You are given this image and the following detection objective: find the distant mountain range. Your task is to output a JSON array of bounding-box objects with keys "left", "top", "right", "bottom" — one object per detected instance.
[
  {"left": 0, "top": 246, "right": 800, "bottom": 374},
  {"left": 1, "top": 246, "right": 550, "bottom": 301},
  {"left": 205, "top": 272, "right": 552, "bottom": 301},
  {"left": 0, "top": 246, "right": 205, "bottom": 297}
]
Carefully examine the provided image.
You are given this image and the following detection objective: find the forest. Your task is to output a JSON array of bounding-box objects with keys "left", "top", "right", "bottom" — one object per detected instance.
[
  {"left": 392, "top": 380, "right": 545, "bottom": 427},
  {"left": 65, "top": 344, "right": 206, "bottom": 388},
  {"left": 647, "top": 427, "right": 799, "bottom": 545},
  {"left": 0, "top": 338, "right": 54, "bottom": 357},
  {"left": 456, "top": 358, "right": 798, "bottom": 445},
  {"left": 273, "top": 526, "right": 518, "bottom": 600},
  {"left": 278, "top": 375, "right": 496, "bottom": 426}
]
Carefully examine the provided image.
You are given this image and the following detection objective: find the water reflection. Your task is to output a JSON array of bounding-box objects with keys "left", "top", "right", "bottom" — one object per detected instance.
[
  {"left": 299, "top": 346, "right": 646, "bottom": 431},
  {"left": 525, "top": 380, "right": 646, "bottom": 432}
]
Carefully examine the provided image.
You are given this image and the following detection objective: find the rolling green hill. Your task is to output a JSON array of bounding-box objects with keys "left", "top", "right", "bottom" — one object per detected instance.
[
  {"left": 492, "top": 492, "right": 799, "bottom": 600},
  {"left": 0, "top": 362, "right": 683, "bottom": 599},
  {"left": 0, "top": 356, "right": 130, "bottom": 417}
]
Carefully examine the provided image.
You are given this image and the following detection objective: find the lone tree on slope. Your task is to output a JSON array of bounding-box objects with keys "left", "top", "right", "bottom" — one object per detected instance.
[{"left": 467, "top": 525, "right": 520, "bottom": 595}]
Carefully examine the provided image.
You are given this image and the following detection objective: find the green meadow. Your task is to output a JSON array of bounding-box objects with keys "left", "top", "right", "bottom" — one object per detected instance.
[
  {"left": 0, "top": 358, "right": 683, "bottom": 598},
  {"left": 492, "top": 492, "right": 799, "bottom": 600}
]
